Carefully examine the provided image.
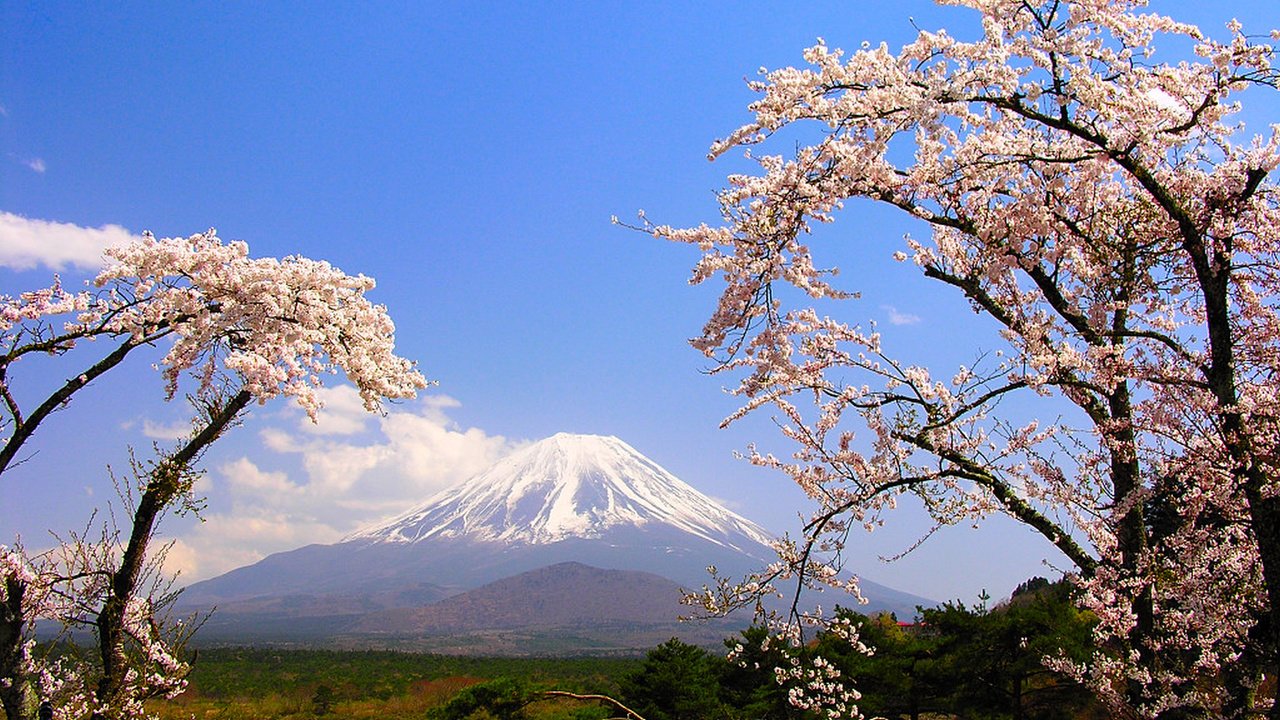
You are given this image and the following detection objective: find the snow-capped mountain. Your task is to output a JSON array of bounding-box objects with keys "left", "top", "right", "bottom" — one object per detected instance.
[
  {"left": 182, "top": 432, "right": 780, "bottom": 607},
  {"left": 180, "top": 432, "right": 934, "bottom": 648},
  {"left": 346, "top": 432, "right": 774, "bottom": 552}
]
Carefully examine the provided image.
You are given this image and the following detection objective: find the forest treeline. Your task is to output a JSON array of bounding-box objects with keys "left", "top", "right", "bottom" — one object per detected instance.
[{"left": 148, "top": 576, "right": 1106, "bottom": 720}]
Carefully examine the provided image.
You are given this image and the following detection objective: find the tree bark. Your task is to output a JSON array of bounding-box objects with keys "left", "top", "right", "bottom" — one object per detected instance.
[{"left": 0, "top": 574, "right": 32, "bottom": 720}]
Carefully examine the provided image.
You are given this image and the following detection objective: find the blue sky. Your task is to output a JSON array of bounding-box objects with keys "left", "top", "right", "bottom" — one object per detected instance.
[{"left": 2, "top": 1, "right": 1277, "bottom": 604}]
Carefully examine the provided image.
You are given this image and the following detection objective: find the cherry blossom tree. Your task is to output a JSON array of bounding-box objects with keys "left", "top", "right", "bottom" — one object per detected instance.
[
  {"left": 0, "top": 230, "right": 428, "bottom": 720},
  {"left": 650, "top": 1, "right": 1280, "bottom": 717}
]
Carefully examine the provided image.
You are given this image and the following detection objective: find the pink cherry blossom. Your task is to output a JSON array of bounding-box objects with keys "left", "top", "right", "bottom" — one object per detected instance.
[
  {"left": 2, "top": 229, "right": 428, "bottom": 720},
  {"left": 657, "top": 1, "right": 1280, "bottom": 716}
]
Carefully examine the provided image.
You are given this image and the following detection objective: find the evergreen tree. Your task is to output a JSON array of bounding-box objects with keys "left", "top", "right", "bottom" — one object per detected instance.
[
  {"left": 817, "top": 610, "right": 947, "bottom": 720},
  {"left": 921, "top": 581, "right": 1099, "bottom": 720},
  {"left": 310, "top": 684, "right": 334, "bottom": 717},
  {"left": 718, "top": 626, "right": 803, "bottom": 720},
  {"left": 619, "top": 638, "right": 725, "bottom": 720},
  {"left": 429, "top": 678, "right": 533, "bottom": 720}
]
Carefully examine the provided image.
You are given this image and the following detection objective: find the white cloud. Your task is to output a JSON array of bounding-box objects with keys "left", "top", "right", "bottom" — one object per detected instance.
[
  {"left": 882, "top": 304, "right": 922, "bottom": 326},
  {"left": 277, "top": 391, "right": 513, "bottom": 504},
  {"left": 168, "top": 392, "right": 519, "bottom": 581},
  {"left": 191, "top": 472, "right": 213, "bottom": 496},
  {"left": 222, "top": 457, "right": 301, "bottom": 497},
  {"left": 25, "top": 158, "right": 46, "bottom": 174},
  {"left": 297, "top": 385, "right": 376, "bottom": 436},
  {"left": 259, "top": 427, "right": 299, "bottom": 453},
  {"left": 141, "top": 419, "right": 190, "bottom": 441},
  {"left": 167, "top": 510, "right": 343, "bottom": 581},
  {"left": 160, "top": 538, "right": 201, "bottom": 580},
  {"left": 711, "top": 494, "right": 747, "bottom": 512},
  {"left": 0, "top": 212, "right": 139, "bottom": 271}
]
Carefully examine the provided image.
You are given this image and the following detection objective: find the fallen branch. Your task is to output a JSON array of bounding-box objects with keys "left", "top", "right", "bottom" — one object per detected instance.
[{"left": 540, "top": 690, "right": 647, "bottom": 720}]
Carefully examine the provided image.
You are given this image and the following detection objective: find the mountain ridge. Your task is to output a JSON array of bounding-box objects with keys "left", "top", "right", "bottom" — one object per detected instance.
[{"left": 349, "top": 561, "right": 689, "bottom": 634}]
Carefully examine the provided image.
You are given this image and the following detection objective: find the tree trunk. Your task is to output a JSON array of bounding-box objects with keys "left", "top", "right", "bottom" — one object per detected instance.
[
  {"left": 1189, "top": 235, "right": 1279, "bottom": 718},
  {"left": 92, "top": 390, "right": 251, "bottom": 717},
  {"left": 1012, "top": 674, "right": 1024, "bottom": 720},
  {"left": 0, "top": 575, "right": 32, "bottom": 720},
  {"left": 1243, "top": 485, "right": 1280, "bottom": 720}
]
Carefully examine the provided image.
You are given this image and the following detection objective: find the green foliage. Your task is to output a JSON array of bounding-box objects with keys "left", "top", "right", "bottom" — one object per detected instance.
[
  {"left": 310, "top": 684, "right": 333, "bottom": 716},
  {"left": 619, "top": 638, "right": 726, "bottom": 720},
  {"left": 429, "top": 678, "right": 534, "bottom": 720},
  {"left": 814, "top": 578, "right": 1100, "bottom": 720},
  {"left": 920, "top": 580, "right": 1099, "bottom": 720},
  {"left": 1012, "top": 576, "right": 1053, "bottom": 598},
  {"left": 146, "top": 579, "right": 1104, "bottom": 720},
  {"left": 715, "top": 578, "right": 1101, "bottom": 720},
  {"left": 815, "top": 610, "right": 949, "bottom": 719},
  {"left": 717, "top": 626, "right": 801, "bottom": 720},
  {"left": 181, "top": 647, "right": 637, "bottom": 700},
  {"left": 148, "top": 648, "right": 639, "bottom": 720}
]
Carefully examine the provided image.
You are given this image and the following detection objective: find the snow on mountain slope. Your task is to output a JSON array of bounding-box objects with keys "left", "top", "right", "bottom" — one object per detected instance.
[{"left": 346, "top": 433, "right": 774, "bottom": 553}]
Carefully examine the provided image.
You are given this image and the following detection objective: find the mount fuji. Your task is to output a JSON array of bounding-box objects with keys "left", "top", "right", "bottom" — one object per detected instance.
[
  {"left": 180, "top": 433, "right": 932, "bottom": 650},
  {"left": 347, "top": 432, "right": 774, "bottom": 556}
]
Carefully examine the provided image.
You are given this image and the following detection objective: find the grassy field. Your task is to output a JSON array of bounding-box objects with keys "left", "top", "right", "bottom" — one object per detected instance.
[{"left": 148, "top": 647, "right": 640, "bottom": 720}]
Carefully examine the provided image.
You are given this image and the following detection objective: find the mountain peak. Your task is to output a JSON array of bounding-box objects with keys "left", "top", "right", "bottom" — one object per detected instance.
[
  {"left": 547, "top": 432, "right": 615, "bottom": 441},
  {"left": 346, "top": 433, "right": 774, "bottom": 553}
]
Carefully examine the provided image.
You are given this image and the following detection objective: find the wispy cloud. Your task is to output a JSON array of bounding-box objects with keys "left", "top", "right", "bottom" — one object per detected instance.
[
  {"left": 711, "top": 494, "right": 747, "bottom": 513},
  {"left": 141, "top": 419, "right": 190, "bottom": 441},
  {"left": 223, "top": 457, "right": 303, "bottom": 498},
  {"left": 295, "top": 384, "right": 377, "bottom": 436},
  {"left": 171, "top": 390, "right": 521, "bottom": 581},
  {"left": 24, "top": 158, "right": 45, "bottom": 174},
  {"left": 882, "top": 304, "right": 922, "bottom": 326},
  {"left": 0, "top": 212, "right": 139, "bottom": 271}
]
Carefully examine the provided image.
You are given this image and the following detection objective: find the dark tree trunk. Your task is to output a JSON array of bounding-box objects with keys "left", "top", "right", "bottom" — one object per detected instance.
[
  {"left": 0, "top": 574, "right": 32, "bottom": 720},
  {"left": 92, "top": 390, "right": 251, "bottom": 718}
]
